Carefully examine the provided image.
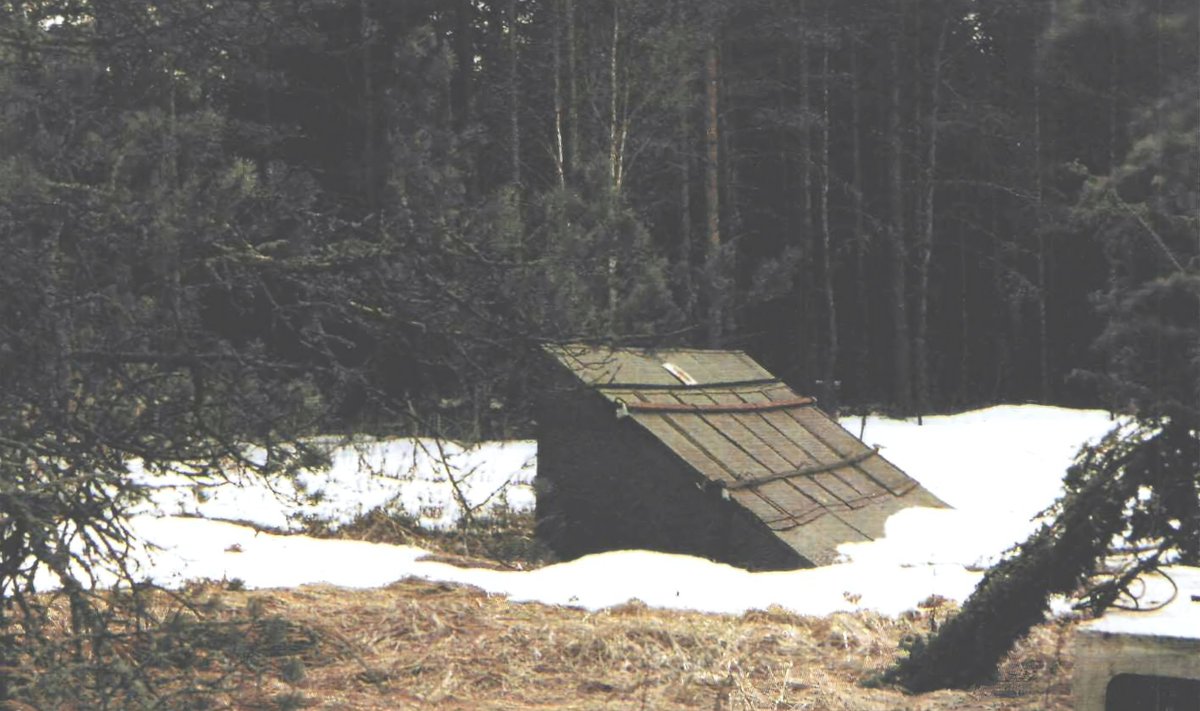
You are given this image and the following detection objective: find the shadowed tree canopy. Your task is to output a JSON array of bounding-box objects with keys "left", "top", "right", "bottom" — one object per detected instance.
[{"left": 883, "top": 0, "right": 1200, "bottom": 690}]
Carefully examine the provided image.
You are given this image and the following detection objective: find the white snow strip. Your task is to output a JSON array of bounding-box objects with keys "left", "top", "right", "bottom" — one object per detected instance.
[{"left": 111, "top": 404, "right": 1121, "bottom": 618}]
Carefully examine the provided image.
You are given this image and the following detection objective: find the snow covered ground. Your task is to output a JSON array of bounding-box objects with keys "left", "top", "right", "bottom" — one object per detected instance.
[{"left": 112, "top": 405, "right": 1115, "bottom": 618}]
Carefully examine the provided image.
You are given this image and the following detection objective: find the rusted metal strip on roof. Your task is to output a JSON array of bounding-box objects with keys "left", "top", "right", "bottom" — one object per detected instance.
[
  {"left": 761, "top": 506, "right": 832, "bottom": 530},
  {"left": 616, "top": 395, "right": 815, "bottom": 415},
  {"left": 723, "top": 448, "right": 882, "bottom": 491},
  {"left": 598, "top": 377, "right": 783, "bottom": 391}
]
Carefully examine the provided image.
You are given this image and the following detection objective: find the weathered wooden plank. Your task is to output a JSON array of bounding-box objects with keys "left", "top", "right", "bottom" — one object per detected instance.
[
  {"left": 628, "top": 392, "right": 807, "bottom": 526},
  {"left": 728, "top": 388, "right": 879, "bottom": 508},
  {"left": 725, "top": 450, "right": 881, "bottom": 491},
  {"left": 630, "top": 414, "right": 737, "bottom": 485},
  {"left": 694, "top": 392, "right": 798, "bottom": 475},
  {"left": 899, "top": 485, "right": 948, "bottom": 509},
  {"left": 789, "top": 408, "right": 917, "bottom": 494},
  {"left": 753, "top": 390, "right": 898, "bottom": 501},
  {"left": 657, "top": 392, "right": 779, "bottom": 478},
  {"left": 727, "top": 488, "right": 797, "bottom": 523},
  {"left": 760, "top": 390, "right": 851, "bottom": 454},
  {"left": 832, "top": 498, "right": 901, "bottom": 540},
  {"left": 629, "top": 405, "right": 818, "bottom": 531},
  {"left": 775, "top": 517, "right": 869, "bottom": 566},
  {"left": 669, "top": 350, "right": 771, "bottom": 384},
  {"left": 752, "top": 479, "right": 825, "bottom": 522},
  {"left": 856, "top": 456, "right": 926, "bottom": 496},
  {"left": 730, "top": 414, "right": 803, "bottom": 463}
]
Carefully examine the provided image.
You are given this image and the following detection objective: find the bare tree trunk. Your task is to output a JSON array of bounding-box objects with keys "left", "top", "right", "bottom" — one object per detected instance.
[
  {"left": 604, "top": 2, "right": 633, "bottom": 334},
  {"left": 887, "top": 6, "right": 911, "bottom": 413},
  {"left": 799, "top": 0, "right": 813, "bottom": 242},
  {"left": 507, "top": 0, "right": 521, "bottom": 187},
  {"left": 451, "top": 0, "right": 472, "bottom": 132},
  {"left": 704, "top": 38, "right": 722, "bottom": 347},
  {"left": 552, "top": 0, "right": 565, "bottom": 188},
  {"left": 608, "top": 2, "right": 624, "bottom": 195},
  {"left": 607, "top": 2, "right": 622, "bottom": 334},
  {"left": 913, "top": 19, "right": 948, "bottom": 417},
  {"left": 1033, "top": 17, "right": 1050, "bottom": 401},
  {"left": 849, "top": 30, "right": 871, "bottom": 398},
  {"left": 566, "top": 0, "right": 579, "bottom": 181},
  {"left": 792, "top": 0, "right": 815, "bottom": 376},
  {"left": 958, "top": 229, "right": 969, "bottom": 403},
  {"left": 820, "top": 8, "right": 837, "bottom": 387},
  {"left": 680, "top": 99, "right": 695, "bottom": 321},
  {"left": 360, "top": 0, "right": 378, "bottom": 211},
  {"left": 451, "top": 0, "right": 476, "bottom": 198}
]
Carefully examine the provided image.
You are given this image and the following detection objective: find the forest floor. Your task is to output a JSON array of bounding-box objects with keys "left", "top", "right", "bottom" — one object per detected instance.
[
  {"left": 174, "top": 510, "right": 1073, "bottom": 710},
  {"left": 173, "top": 572, "right": 1075, "bottom": 711},
  {"left": 18, "top": 514, "right": 1077, "bottom": 710}
]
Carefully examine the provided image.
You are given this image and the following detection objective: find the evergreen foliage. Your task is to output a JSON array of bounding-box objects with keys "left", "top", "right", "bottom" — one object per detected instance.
[
  {"left": 884, "top": 0, "right": 1198, "bottom": 686},
  {"left": 886, "top": 420, "right": 1199, "bottom": 691}
]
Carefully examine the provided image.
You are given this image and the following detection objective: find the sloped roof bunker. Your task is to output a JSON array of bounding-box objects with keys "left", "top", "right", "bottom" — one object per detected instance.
[{"left": 534, "top": 344, "right": 947, "bottom": 571}]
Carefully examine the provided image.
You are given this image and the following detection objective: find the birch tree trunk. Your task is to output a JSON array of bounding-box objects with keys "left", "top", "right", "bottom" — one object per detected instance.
[{"left": 552, "top": 0, "right": 566, "bottom": 188}]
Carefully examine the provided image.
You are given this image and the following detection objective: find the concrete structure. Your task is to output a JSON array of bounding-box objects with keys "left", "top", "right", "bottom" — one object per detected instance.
[
  {"left": 535, "top": 344, "right": 945, "bottom": 570},
  {"left": 1074, "top": 566, "right": 1200, "bottom": 710}
]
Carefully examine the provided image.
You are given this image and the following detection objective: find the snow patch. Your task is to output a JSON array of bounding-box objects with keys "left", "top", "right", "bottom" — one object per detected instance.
[{"left": 121, "top": 404, "right": 1116, "bottom": 618}]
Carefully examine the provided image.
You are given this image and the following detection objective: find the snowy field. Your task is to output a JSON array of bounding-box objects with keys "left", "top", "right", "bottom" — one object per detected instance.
[{"left": 109, "top": 405, "right": 1116, "bottom": 618}]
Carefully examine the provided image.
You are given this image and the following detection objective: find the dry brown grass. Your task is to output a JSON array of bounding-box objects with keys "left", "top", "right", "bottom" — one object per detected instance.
[
  {"left": 303, "top": 509, "right": 557, "bottom": 571},
  {"left": 147, "top": 576, "right": 1075, "bottom": 711}
]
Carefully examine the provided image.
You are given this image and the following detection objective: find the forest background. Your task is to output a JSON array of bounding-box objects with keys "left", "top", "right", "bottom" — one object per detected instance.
[
  {"left": 0, "top": 0, "right": 1198, "bottom": 704},
  {"left": 3, "top": 0, "right": 1197, "bottom": 440}
]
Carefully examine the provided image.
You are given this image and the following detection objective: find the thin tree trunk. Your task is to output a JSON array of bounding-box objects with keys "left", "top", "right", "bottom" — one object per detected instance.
[
  {"left": 704, "top": 38, "right": 722, "bottom": 347},
  {"left": 849, "top": 30, "right": 870, "bottom": 399},
  {"left": 607, "top": 2, "right": 622, "bottom": 334},
  {"left": 794, "top": 0, "right": 815, "bottom": 376},
  {"left": 451, "top": 0, "right": 476, "bottom": 198},
  {"left": 566, "top": 0, "right": 579, "bottom": 181},
  {"left": 680, "top": 99, "right": 695, "bottom": 321},
  {"left": 959, "top": 229, "right": 969, "bottom": 404},
  {"left": 360, "top": 0, "right": 378, "bottom": 211},
  {"left": 552, "top": 0, "right": 565, "bottom": 188},
  {"left": 820, "top": 8, "right": 837, "bottom": 387},
  {"left": 913, "top": 19, "right": 948, "bottom": 417},
  {"left": 1034, "top": 20, "right": 1049, "bottom": 402},
  {"left": 887, "top": 6, "right": 911, "bottom": 413},
  {"left": 799, "top": 0, "right": 813, "bottom": 242},
  {"left": 608, "top": 2, "right": 623, "bottom": 194},
  {"left": 451, "top": 0, "right": 472, "bottom": 132},
  {"left": 507, "top": 0, "right": 520, "bottom": 187}
]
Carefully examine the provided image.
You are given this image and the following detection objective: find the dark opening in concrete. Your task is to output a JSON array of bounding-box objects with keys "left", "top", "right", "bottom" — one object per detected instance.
[{"left": 1106, "top": 674, "right": 1200, "bottom": 711}]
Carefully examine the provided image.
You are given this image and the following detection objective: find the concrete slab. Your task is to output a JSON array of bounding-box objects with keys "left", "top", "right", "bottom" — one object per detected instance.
[{"left": 1074, "top": 566, "right": 1200, "bottom": 710}]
